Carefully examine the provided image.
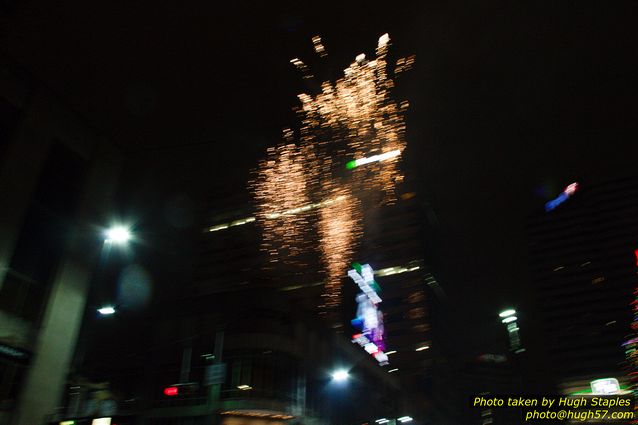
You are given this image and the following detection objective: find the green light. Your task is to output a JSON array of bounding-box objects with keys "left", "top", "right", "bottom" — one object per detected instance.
[
  {"left": 346, "top": 160, "right": 357, "bottom": 169},
  {"left": 352, "top": 263, "right": 362, "bottom": 273}
]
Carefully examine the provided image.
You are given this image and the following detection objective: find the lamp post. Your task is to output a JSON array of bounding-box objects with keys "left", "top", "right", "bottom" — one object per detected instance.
[{"left": 67, "top": 225, "right": 133, "bottom": 418}]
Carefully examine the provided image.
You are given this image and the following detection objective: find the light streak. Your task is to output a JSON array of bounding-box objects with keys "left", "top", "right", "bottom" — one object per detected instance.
[
  {"left": 375, "top": 263, "right": 420, "bottom": 277},
  {"left": 346, "top": 149, "right": 401, "bottom": 169},
  {"left": 205, "top": 197, "right": 346, "bottom": 233},
  {"left": 545, "top": 182, "right": 579, "bottom": 211},
  {"left": 206, "top": 217, "right": 255, "bottom": 232}
]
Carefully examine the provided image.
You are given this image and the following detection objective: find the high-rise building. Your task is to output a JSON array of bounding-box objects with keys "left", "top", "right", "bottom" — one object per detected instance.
[{"left": 527, "top": 176, "right": 638, "bottom": 394}]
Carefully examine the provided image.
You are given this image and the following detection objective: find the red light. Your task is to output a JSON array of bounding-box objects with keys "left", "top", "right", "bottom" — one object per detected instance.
[
  {"left": 634, "top": 249, "right": 638, "bottom": 267},
  {"left": 164, "top": 386, "right": 178, "bottom": 396}
]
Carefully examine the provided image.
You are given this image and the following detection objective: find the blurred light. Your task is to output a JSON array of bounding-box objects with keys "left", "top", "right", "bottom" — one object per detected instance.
[
  {"left": 498, "top": 309, "right": 516, "bottom": 318},
  {"left": 545, "top": 182, "right": 579, "bottom": 212},
  {"left": 104, "top": 226, "right": 131, "bottom": 244},
  {"left": 348, "top": 264, "right": 382, "bottom": 303},
  {"left": 501, "top": 316, "right": 517, "bottom": 324},
  {"left": 267, "top": 194, "right": 346, "bottom": 219},
  {"left": 206, "top": 216, "right": 255, "bottom": 232},
  {"left": 97, "top": 306, "right": 116, "bottom": 315},
  {"left": 332, "top": 369, "right": 349, "bottom": 382},
  {"left": 60, "top": 422, "right": 75, "bottom": 425},
  {"left": 374, "top": 261, "right": 420, "bottom": 277},
  {"left": 590, "top": 378, "right": 620, "bottom": 395},
  {"left": 415, "top": 345, "right": 430, "bottom": 351},
  {"left": 346, "top": 149, "right": 401, "bottom": 169},
  {"left": 388, "top": 368, "right": 398, "bottom": 373},
  {"left": 398, "top": 417, "right": 413, "bottom": 423},
  {"left": 385, "top": 350, "right": 397, "bottom": 355},
  {"left": 237, "top": 385, "right": 252, "bottom": 390},
  {"left": 164, "top": 386, "right": 178, "bottom": 396},
  {"left": 375, "top": 419, "right": 389, "bottom": 423},
  {"left": 221, "top": 411, "right": 294, "bottom": 420},
  {"left": 91, "top": 419, "right": 111, "bottom": 425}
]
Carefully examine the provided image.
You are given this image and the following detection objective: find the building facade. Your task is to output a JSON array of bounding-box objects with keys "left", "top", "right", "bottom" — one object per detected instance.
[
  {"left": 0, "top": 60, "right": 123, "bottom": 425},
  {"left": 527, "top": 177, "right": 638, "bottom": 394}
]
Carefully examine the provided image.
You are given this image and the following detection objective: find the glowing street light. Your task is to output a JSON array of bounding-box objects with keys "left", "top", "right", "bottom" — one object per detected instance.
[
  {"left": 499, "top": 309, "right": 516, "bottom": 318},
  {"left": 398, "top": 417, "right": 413, "bottom": 423},
  {"left": 499, "top": 308, "right": 524, "bottom": 352},
  {"left": 97, "top": 306, "right": 116, "bottom": 316},
  {"left": 104, "top": 225, "right": 131, "bottom": 245},
  {"left": 331, "top": 369, "right": 349, "bottom": 382}
]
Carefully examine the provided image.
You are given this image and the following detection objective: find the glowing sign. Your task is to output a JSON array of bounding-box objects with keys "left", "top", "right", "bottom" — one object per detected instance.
[
  {"left": 164, "top": 386, "right": 178, "bottom": 396},
  {"left": 545, "top": 182, "right": 579, "bottom": 212},
  {"left": 590, "top": 378, "right": 620, "bottom": 395},
  {"left": 348, "top": 263, "right": 382, "bottom": 303},
  {"left": 349, "top": 263, "right": 387, "bottom": 365}
]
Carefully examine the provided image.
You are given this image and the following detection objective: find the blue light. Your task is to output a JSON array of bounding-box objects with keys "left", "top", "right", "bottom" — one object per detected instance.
[{"left": 545, "top": 182, "right": 578, "bottom": 212}]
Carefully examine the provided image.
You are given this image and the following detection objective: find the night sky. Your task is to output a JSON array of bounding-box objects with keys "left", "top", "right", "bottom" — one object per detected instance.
[{"left": 4, "top": 1, "right": 638, "bottom": 358}]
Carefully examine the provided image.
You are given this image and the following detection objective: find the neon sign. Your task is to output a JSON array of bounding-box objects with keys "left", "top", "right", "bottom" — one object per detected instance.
[
  {"left": 349, "top": 263, "right": 388, "bottom": 366},
  {"left": 545, "top": 182, "right": 578, "bottom": 212},
  {"left": 590, "top": 378, "right": 621, "bottom": 395}
]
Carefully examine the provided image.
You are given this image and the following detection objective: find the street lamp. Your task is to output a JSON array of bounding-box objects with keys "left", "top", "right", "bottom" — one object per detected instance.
[
  {"left": 104, "top": 225, "right": 131, "bottom": 245},
  {"left": 499, "top": 309, "right": 516, "bottom": 319},
  {"left": 97, "top": 306, "right": 116, "bottom": 316},
  {"left": 499, "top": 308, "right": 524, "bottom": 353},
  {"left": 331, "top": 369, "right": 349, "bottom": 382}
]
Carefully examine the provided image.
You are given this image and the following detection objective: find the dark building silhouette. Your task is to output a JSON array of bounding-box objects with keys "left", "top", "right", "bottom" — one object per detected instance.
[
  {"left": 0, "top": 60, "right": 123, "bottom": 425},
  {"left": 527, "top": 176, "right": 638, "bottom": 394}
]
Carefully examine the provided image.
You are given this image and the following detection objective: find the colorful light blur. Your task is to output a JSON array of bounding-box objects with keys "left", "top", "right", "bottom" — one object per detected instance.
[
  {"left": 350, "top": 263, "right": 388, "bottom": 365},
  {"left": 250, "top": 35, "right": 413, "bottom": 309},
  {"left": 545, "top": 182, "right": 579, "bottom": 212},
  {"left": 346, "top": 149, "right": 402, "bottom": 170}
]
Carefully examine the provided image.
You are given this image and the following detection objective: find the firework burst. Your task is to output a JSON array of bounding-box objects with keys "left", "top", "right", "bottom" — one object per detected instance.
[
  {"left": 251, "top": 34, "right": 413, "bottom": 309},
  {"left": 318, "top": 186, "right": 362, "bottom": 309},
  {"left": 251, "top": 132, "right": 313, "bottom": 264},
  {"left": 295, "top": 33, "right": 415, "bottom": 203}
]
